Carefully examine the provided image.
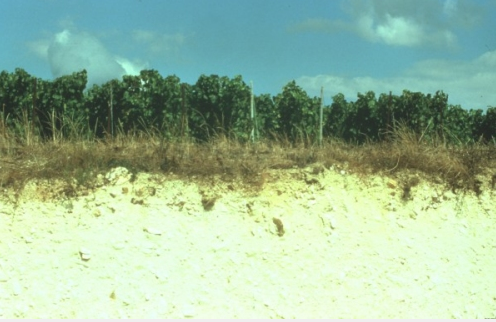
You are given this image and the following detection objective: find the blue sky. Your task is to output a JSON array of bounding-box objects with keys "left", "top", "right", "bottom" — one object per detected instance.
[{"left": 1, "top": 0, "right": 496, "bottom": 110}]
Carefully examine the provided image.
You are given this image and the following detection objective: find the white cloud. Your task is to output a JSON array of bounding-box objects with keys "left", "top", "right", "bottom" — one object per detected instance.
[
  {"left": 54, "top": 29, "right": 70, "bottom": 44},
  {"left": 375, "top": 14, "right": 423, "bottom": 46},
  {"left": 115, "top": 56, "right": 148, "bottom": 76},
  {"left": 291, "top": 0, "right": 483, "bottom": 48},
  {"left": 46, "top": 29, "right": 147, "bottom": 87},
  {"left": 353, "top": 5, "right": 458, "bottom": 48},
  {"left": 296, "top": 50, "right": 496, "bottom": 110}
]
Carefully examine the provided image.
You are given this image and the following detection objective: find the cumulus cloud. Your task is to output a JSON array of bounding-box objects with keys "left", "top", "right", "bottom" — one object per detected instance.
[
  {"left": 290, "top": 0, "right": 483, "bottom": 48},
  {"left": 114, "top": 56, "right": 147, "bottom": 76},
  {"left": 296, "top": 50, "right": 496, "bottom": 110},
  {"left": 44, "top": 29, "right": 147, "bottom": 87},
  {"left": 374, "top": 14, "right": 424, "bottom": 46}
]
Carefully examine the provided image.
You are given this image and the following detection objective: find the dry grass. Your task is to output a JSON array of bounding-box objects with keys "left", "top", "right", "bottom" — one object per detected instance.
[{"left": 1, "top": 119, "right": 495, "bottom": 198}]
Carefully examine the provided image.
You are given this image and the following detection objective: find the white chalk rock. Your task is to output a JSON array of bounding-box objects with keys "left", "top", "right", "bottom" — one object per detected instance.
[{"left": 105, "top": 167, "right": 132, "bottom": 185}]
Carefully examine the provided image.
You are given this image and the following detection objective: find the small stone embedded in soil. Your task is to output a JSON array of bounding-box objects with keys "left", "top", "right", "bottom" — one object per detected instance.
[
  {"left": 79, "top": 247, "right": 91, "bottom": 261},
  {"left": 387, "top": 179, "right": 398, "bottom": 189},
  {"left": 321, "top": 214, "right": 336, "bottom": 230},
  {"left": 147, "top": 187, "right": 156, "bottom": 196},
  {"left": 272, "top": 217, "right": 285, "bottom": 236},
  {"left": 201, "top": 195, "right": 217, "bottom": 211},
  {"left": 329, "top": 218, "right": 336, "bottom": 229},
  {"left": 143, "top": 227, "right": 162, "bottom": 235},
  {"left": 131, "top": 198, "right": 144, "bottom": 205},
  {"left": 112, "top": 243, "right": 125, "bottom": 250},
  {"left": 23, "top": 236, "right": 33, "bottom": 243}
]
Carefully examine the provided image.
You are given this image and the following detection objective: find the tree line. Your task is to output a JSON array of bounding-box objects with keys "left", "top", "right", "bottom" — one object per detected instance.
[{"left": 1, "top": 67, "right": 495, "bottom": 144}]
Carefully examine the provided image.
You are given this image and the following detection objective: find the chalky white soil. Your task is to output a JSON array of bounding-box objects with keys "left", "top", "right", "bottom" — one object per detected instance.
[{"left": 0, "top": 166, "right": 495, "bottom": 318}]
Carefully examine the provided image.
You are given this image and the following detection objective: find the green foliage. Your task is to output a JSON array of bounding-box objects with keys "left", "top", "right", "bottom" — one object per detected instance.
[
  {"left": 0, "top": 68, "right": 36, "bottom": 126},
  {"left": 221, "top": 75, "right": 253, "bottom": 141},
  {"left": 274, "top": 80, "right": 319, "bottom": 141},
  {"left": 342, "top": 91, "right": 378, "bottom": 143},
  {"left": 254, "top": 93, "right": 278, "bottom": 137},
  {"left": 84, "top": 70, "right": 187, "bottom": 138},
  {"left": 0, "top": 68, "right": 88, "bottom": 140},
  {"left": 190, "top": 74, "right": 252, "bottom": 141},
  {"left": 375, "top": 92, "right": 397, "bottom": 140},
  {"left": 85, "top": 81, "right": 111, "bottom": 136},
  {"left": 1, "top": 67, "right": 496, "bottom": 145},
  {"left": 37, "top": 70, "right": 88, "bottom": 139},
  {"left": 396, "top": 90, "right": 433, "bottom": 135},
  {"left": 443, "top": 105, "right": 484, "bottom": 144},
  {"left": 389, "top": 90, "right": 447, "bottom": 142},
  {"left": 324, "top": 93, "right": 349, "bottom": 138},
  {"left": 480, "top": 107, "right": 496, "bottom": 142},
  {"left": 141, "top": 71, "right": 184, "bottom": 137}
]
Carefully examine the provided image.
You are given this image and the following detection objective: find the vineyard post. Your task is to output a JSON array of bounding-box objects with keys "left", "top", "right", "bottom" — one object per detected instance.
[{"left": 319, "top": 86, "right": 323, "bottom": 146}]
